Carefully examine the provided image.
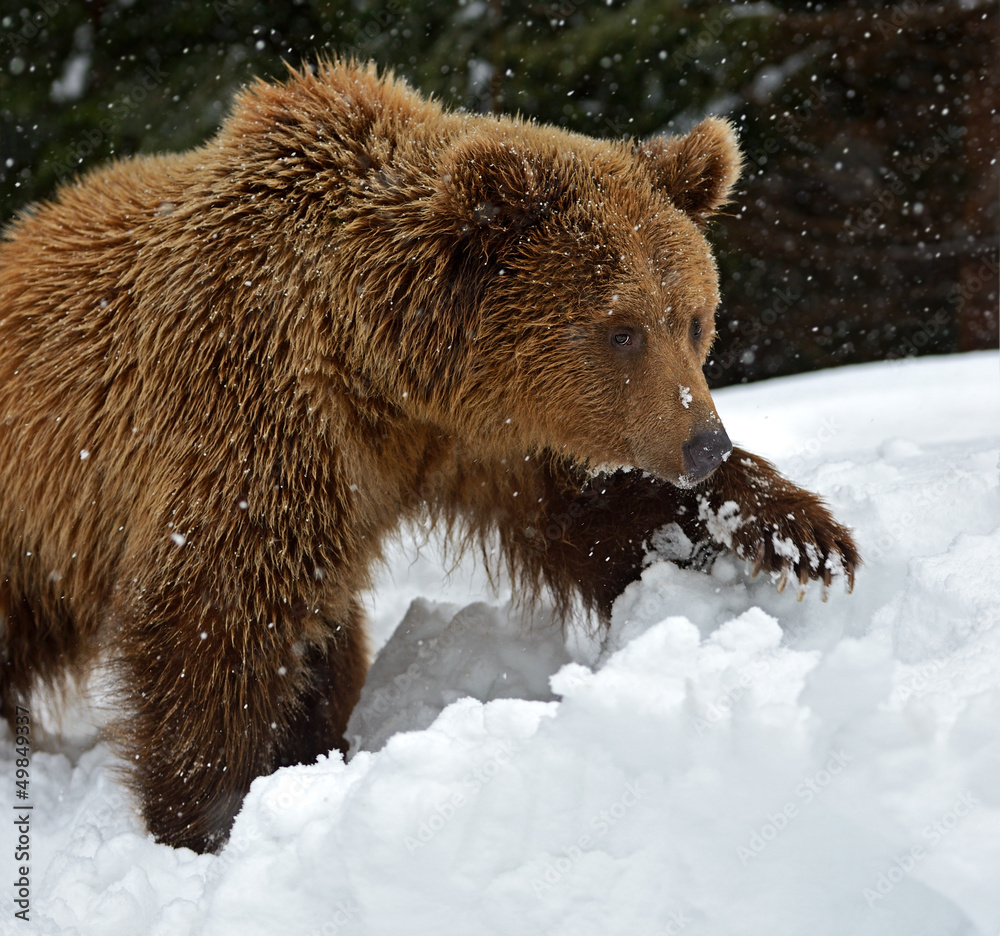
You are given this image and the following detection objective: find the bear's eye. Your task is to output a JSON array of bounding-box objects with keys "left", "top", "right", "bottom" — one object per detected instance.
[
  {"left": 607, "top": 325, "right": 643, "bottom": 353},
  {"left": 690, "top": 318, "right": 703, "bottom": 344}
]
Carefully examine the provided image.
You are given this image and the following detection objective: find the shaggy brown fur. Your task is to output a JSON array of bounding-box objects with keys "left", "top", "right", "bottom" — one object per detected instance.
[{"left": 0, "top": 60, "right": 857, "bottom": 852}]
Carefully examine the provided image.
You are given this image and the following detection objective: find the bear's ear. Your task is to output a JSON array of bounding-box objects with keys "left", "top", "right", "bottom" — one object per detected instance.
[
  {"left": 440, "top": 135, "right": 561, "bottom": 235},
  {"left": 636, "top": 117, "right": 742, "bottom": 221}
]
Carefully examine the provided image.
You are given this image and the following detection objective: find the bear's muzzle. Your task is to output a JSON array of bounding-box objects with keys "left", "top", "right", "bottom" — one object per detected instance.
[{"left": 682, "top": 427, "right": 733, "bottom": 481}]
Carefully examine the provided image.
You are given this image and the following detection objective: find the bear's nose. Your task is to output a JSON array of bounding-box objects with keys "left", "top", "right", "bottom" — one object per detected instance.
[{"left": 682, "top": 428, "right": 733, "bottom": 480}]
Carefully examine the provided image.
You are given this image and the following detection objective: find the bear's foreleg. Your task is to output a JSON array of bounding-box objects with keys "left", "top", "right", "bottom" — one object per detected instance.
[
  {"left": 108, "top": 581, "right": 368, "bottom": 852},
  {"left": 482, "top": 449, "right": 857, "bottom": 620}
]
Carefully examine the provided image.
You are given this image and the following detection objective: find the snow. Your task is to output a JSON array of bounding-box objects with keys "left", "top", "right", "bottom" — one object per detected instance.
[{"left": 2, "top": 350, "right": 998, "bottom": 936}]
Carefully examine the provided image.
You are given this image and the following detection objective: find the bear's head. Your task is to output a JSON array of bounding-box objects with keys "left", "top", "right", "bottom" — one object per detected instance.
[
  {"left": 258, "top": 66, "right": 741, "bottom": 487},
  {"left": 429, "top": 115, "right": 742, "bottom": 486}
]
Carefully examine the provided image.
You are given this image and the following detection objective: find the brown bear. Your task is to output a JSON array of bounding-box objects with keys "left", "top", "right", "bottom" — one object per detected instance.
[{"left": 0, "top": 60, "right": 857, "bottom": 853}]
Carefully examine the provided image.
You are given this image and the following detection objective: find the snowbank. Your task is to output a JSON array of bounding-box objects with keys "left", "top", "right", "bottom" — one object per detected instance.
[{"left": 2, "top": 351, "right": 998, "bottom": 936}]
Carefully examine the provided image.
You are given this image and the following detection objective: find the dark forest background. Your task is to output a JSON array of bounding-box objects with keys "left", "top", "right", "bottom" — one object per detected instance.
[{"left": 1, "top": 0, "right": 997, "bottom": 386}]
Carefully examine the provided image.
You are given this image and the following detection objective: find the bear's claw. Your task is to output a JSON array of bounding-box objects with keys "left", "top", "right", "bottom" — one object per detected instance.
[
  {"left": 745, "top": 526, "right": 857, "bottom": 596},
  {"left": 733, "top": 506, "right": 858, "bottom": 597},
  {"left": 706, "top": 449, "right": 860, "bottom": 598}
]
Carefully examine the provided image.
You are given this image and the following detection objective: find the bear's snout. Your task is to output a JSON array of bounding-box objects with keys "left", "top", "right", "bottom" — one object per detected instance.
[{"left": 682, "top": 427, "right": 733, "bottom": 481}]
